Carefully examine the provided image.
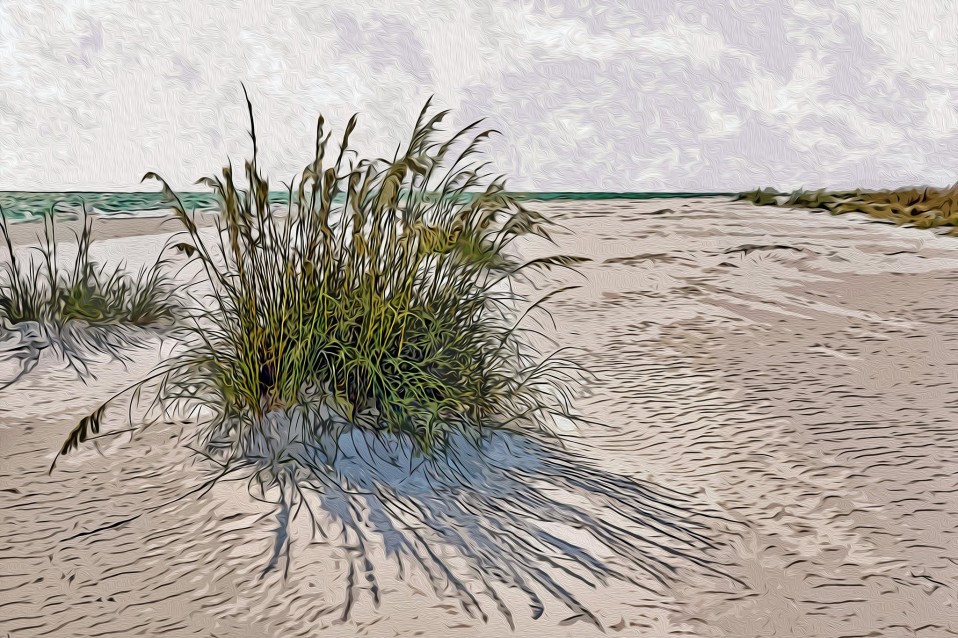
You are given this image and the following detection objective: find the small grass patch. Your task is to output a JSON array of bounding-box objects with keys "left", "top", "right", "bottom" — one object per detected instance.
[
  {"left": 737, "top": 184, "right": 958, "bottom": 232},
  {"left": 0, "top": 204, "right": 180, "bottom": 382}
]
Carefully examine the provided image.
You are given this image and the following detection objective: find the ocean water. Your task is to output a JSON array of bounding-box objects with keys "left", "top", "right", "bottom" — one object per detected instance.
[{"left": 0, "top": 191, "right": 731, "bottom": 221}]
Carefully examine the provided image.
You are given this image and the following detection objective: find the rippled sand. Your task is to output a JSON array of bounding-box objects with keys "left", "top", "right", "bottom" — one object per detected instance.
[{"left": 2, "top": 198, "right": 957, "bottom": 636}]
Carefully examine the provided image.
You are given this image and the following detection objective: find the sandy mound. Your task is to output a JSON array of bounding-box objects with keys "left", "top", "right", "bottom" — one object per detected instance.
[{"left": 2, "top": 198, "right": 957, "bottom": 636}]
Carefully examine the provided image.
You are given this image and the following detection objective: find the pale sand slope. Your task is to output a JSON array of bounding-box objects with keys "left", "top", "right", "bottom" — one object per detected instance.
[{"left": 1, "top": 198, "right": 958, "bottom": 636}]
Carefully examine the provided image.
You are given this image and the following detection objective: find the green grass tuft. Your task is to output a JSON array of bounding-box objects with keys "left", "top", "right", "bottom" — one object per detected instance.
[
  {"left": 0, "top": 204, "right": 180, "bottom": 330},
  {"left": 64, "top": 93, "right": 589, "bottom": 469},
  {"left": 0, "top": 204, "right": 182, "bottom": 385}
]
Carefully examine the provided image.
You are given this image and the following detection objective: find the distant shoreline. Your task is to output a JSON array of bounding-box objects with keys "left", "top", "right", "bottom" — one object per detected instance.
[{"left": 0, "top": 191, "right": 735, "bottom": 221}]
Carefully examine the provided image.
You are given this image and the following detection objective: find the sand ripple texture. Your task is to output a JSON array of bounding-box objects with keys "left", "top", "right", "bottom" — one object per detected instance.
[{"left": 2, "top": 198, "right": 958, "bottom": 636}]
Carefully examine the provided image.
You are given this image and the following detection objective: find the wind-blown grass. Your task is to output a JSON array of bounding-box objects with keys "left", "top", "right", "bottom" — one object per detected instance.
[
  {"left": 65, "top": 93, "right": 589, "bottom": 466},
  {"left": 737, "top": 184, "right": 958, "bottom": 231},
  {"left": 0, "top": 204, "right": 180, "bottom": 384},
  {"left": 55, "top": 93, "right": 737, "bottom": 627}
]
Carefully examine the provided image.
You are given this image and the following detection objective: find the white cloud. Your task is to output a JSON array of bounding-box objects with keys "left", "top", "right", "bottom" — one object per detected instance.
[{"left": 1, "top": 0, "right": 957, "bottom": 191}]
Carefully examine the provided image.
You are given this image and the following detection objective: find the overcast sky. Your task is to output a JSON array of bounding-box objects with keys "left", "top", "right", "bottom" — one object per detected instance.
[{"left": 1, "top": 0, "right": 956, "bottom": 192}]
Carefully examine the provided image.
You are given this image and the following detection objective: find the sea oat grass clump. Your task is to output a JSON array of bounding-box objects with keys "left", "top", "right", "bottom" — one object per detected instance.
[
  {"left": 55, "top": 96, "right": 742, "bottom": 628},
  {"left": 64, "top": 94, "right": 588, "bottom": 469},
  {"left": 0, "top": 205, "right": 180, "bottom": 383}
]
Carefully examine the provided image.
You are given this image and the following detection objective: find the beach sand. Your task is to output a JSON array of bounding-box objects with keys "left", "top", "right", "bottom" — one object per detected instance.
[{"left": 2, "top": 197, "right": 957, "bottom": 636}]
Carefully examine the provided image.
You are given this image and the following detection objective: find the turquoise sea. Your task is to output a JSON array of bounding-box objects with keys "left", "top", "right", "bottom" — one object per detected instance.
[{"left": 0, "top": 191, "right": 733, "bottom": 221}]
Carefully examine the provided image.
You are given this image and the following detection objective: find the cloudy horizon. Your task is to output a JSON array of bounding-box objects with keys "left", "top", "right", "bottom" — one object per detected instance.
[{"left": 1, "top": 0, "right": 956, "bottom": 192}]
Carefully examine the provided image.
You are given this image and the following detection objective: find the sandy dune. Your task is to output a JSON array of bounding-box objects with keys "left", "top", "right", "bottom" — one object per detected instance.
[{"left": 2, "top": 198, "right": 957, "bottom": 636}]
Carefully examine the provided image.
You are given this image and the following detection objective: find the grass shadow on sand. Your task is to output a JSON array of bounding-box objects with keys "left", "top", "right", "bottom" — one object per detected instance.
[
  {"left": 62, "top": 417, "right": 744, "bottom": 630},
  {"left": 266, "top": 425, "right": 743, "bottom": 628}
]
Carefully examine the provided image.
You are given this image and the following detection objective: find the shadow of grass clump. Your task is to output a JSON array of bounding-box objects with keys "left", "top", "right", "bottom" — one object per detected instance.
[
  {"left": 55, "top": 90, "right": 741, "bottom": 628},
  {"left": 0, "top": 205, "right": 181, "bottom": 387},
  {"left": 737, "top": 184, "right": 958, "bottom": 231},
  {"left": 232, "top": 419, "right": 740, "bottom": 628}
]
